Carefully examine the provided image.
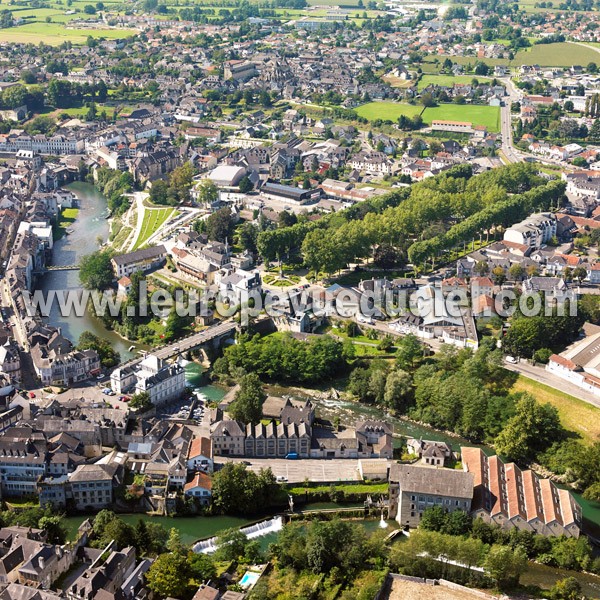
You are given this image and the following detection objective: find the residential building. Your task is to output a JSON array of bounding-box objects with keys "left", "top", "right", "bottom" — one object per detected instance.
[
  {"left": 111, "top": 245, "right": 167, "bottom": 278},
  {"left": 184, "top": 471, "right": 212, "bottom": 506},
  {"left": 110, "top": 354, "right": 186, "bottom": 406},
  {"left": 388, "top": 464, "right": 474, "bottom": 528},
  {"left": 504, "top": 213, "right": 557, "bottom": 249},
  {"left": 68, "top": 464, "right": 119, "bottom": 511}
]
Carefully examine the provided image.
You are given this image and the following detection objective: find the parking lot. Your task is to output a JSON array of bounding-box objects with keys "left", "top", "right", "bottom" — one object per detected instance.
[{"left": 214, "top": 457, "right": 368, "bottom": 483}]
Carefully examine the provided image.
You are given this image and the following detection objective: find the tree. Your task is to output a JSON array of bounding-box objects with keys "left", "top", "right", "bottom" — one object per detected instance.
[
  {"left": 238, "top": 175, "right": 253, "bottom": 193},
  {"left": 79, "top": 249, "right": 114, "bottom": 290},
  {"left": 38, "top": 516, "right": 68, "bottom": 544},
  {"left": 228, "top": 373, "right": 266, "bottom": 424},
  {"left": 102, "top": 519, "right": 135, "bottom": 550},
  {"left": 395, "top": 334, "right": 424, "bottom": 370},
  {"left": 146, "top": 552, "right": 190, "bottom": 598},
  {"left": 495, "top": 394, "right": 563, "bottom": 462},
  {"left": 474, "top": 260, "right": 489, "bottom": 276},
  {"left": 420, "top": 506, "right": 447, "bottom": 532},
  {"left": 196, "top": 179, "right": 219, "bottom": 206},
  {"left": 169, "top": 162, "right": 194, "bottom": 204},
  {"left": 509, "top": 263, "right": 525, "bottom": 281},
  {"left": 572, "top": 266, "right": 587, "bottom": 283},
  {"left": 215, "top": 528, "right": 249, "bottom": 561},
  {"left": 77, "top": 331, "right": 120, "bottom": 367},
  {"left": 420, "top": 92, "right": 436, "bottom": 107},
  {"left": 83, "top": 4, "right": 96, "bottom": 13},
  {"left": 129, "top": 392, "right": 152, "bottom": 411},
  {"left": 166, "top": 528, "right": 186, "bottom": 555},
  {"left": 550, "top": 577, "right": 583, "bottom": 600},
  {"left": 383, "top": 369, "right": 413, "bottom": 412},
  {"left": 149, "top": 179, "right": 169, "bottom": 205},
  {"left": 239, "top": 222, "right": 258, "bottom": 254},
  {"left": 484, "top": 545, "right": 528, "bottom": 589},
  {"left": 211, "top": 463, "right": 275, "bottom": 515},
  {"left": 205, "top": 207, "right": 233, "bottom": 242}
]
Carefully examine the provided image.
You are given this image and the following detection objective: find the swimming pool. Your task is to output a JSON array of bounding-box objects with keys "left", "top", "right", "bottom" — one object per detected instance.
[{"left": 239, "top": 571, "right": 261, "bottom": 588}]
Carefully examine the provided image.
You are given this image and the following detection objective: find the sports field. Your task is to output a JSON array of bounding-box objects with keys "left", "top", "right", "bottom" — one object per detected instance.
[
  {"left": 133, "top": 207, "right": 178, "bottom": 250},
  {"left": 354, "top": 102, "right": 423, "bottom": 121},
  {"left": 417, "top": 74, "right": 491, "bottom": 91},
  {"left": 512, "top": 42, "right": 600, "bottom": 66},
  {"left": 422, "top": 104, "right": 501, "bottom": 132}
]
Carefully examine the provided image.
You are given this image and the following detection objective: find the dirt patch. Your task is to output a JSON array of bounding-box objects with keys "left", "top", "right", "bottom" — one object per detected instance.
[{"left": 386, "top": 579, "right": 498, "bottom": 600}]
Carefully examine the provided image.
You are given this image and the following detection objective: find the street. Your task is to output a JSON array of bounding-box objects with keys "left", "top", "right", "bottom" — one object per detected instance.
[{"left": 503, "top": 359, "right": 600, "bottom": 409}]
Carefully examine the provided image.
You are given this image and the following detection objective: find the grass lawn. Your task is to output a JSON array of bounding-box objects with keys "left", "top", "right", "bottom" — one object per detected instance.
[
  {"left": 417, "top": 74, "right": 491, "bottom": 91},
  {"left": 512, "top": 42, "right": 600, "bottom": 66},
  {"left": 422, "top": 104, "right": 501, "bottom": 132},
  {"left": 53, "top": 207, "right": 79, "bottom": 241},
  {"left": 511, "top": 375, "right": 600, "bottom": 445},
  {"left": 306, "top": 0, "right": 362, "bottom": 5},
  {"left": 287, "top": 482, "right": 389, "bottom": 496},
  {"left": 0, "top": 22, "right": 138, "bottom": 45},
  {"left": 133, "top": 207, "right": 178, "bottom": 250},
  {"left": 354, "top": 101, "right": 423, "bottom": 121}
]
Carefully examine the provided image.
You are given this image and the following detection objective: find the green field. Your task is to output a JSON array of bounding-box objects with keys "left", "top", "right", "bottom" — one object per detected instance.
[
  {"left": 511, "top": 375, "right": 600, "bottom": 445},
  {"left": 133, "top": 207, "right": 178, "bottom": 250},
  {"left": 54, "top": 207, "right": 79, "bottom": 241},
  {"left": 422, "top": 104, "right": 501, "bottom": 132},
  {"left": 512, "top": 42, "right": 600, "bottom": 66},
  {"left": 0, "top": 22, "right": 138, "bottom": 45},
  {"left": 418, "top": 74, "right": 491, "bottom": 91},
  {"left": 355, "top": 101, "right": 500, "bottom": 131},
  {"left": 354, "top": 101, "right": 423, "bottom": 121}
]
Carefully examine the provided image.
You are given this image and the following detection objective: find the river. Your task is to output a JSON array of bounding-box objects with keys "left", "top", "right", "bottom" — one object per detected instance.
[{"left": 39, "top": 182, "right": 137, "bottom": 361}]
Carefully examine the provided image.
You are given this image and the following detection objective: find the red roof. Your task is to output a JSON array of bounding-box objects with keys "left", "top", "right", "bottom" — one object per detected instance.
[
  {"left": 188, "top": 436, "right": 211, "bottom": 460},
  {"left": 549, "top": 354, "right": 578, "bottom": 370},
  {"left": 184, "top": 471, "right": 212, "bottom": 492}
]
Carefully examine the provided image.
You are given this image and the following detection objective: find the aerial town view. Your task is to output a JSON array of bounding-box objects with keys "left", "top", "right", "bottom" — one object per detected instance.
[{"left": 1, "top": 0, "right": 600, "bottom": 598}]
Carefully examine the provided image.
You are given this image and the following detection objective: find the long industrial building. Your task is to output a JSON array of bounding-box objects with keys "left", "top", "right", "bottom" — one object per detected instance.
[{"left": 461, "top": 447, "right": 582, "bottom": 538}]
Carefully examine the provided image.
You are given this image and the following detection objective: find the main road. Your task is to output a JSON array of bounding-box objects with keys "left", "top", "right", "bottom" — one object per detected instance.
[
  {"left": 503, "top": 359, "right": 600, "bottom": 409},
  {"left": 500, "top": 77, "right": 523, "bottom": 164}
]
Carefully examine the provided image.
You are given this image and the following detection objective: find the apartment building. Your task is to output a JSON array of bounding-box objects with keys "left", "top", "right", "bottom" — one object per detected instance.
[
  {"left": 388, "top": 464, "right": 474, "bottom": 528},
  {"left": 111, "top": 245, "right": 167, "bottom": 278},
  {"left": 68, "top": 464, "right": 119, "bottom": 511},
  {"left": 110, "top": 353, "right": 186, "bottom": 406},
  {"left": 503, "top": 212, "right": 557, "bottom": 249}
]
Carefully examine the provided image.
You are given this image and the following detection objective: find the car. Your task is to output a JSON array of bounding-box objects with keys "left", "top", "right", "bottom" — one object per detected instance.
[
  {"left": 357, "top": 313, "right": 374, "bottom": 325},
  {"left": 241, "top": 460, "right": 251, "bottom": 466},
  {"left": 285, "top": 452, "right": 299, "bottom": 460},
  {"left": 96, "top": 374, "right": 104, "bottom": 380},
  {"left": 276, "top": 475, "right": 288, "bottom": 482},
  {"left": 505, "top": 356, "right": 517, "bottom": 364},
  {"left": 28, "top": 392, "right": 36, "bottom": 399}
]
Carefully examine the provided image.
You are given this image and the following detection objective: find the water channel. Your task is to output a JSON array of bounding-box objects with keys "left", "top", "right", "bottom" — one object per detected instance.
[
  {"left": 39, "top": 182, "right": 136, "bottom": 361},
  {"left": 47, "top": 184, "right": 600, "bottom": 595}
]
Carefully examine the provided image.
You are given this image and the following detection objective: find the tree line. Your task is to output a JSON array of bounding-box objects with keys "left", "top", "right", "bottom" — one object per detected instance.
[{"left": 254, "top": 163, "right": 557, "bottom": 276}]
